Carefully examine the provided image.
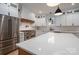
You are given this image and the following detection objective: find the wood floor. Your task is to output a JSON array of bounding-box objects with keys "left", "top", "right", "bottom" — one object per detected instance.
[{"left": 7, "top": 49, "right": 18, "bottom": 55}]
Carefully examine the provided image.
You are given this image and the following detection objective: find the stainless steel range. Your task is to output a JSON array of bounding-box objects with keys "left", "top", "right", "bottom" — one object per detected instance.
[{"left": 0, "top": 14, "right": 19, "bottom": 55}]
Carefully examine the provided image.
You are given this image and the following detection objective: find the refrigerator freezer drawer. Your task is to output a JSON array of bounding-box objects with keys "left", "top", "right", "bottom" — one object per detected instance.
[
  {"left": 0, "top": 39, "right": 16, "bottom": 48},
  {"left": 0, "top": 45, "right": 16, "bottom": 55}
]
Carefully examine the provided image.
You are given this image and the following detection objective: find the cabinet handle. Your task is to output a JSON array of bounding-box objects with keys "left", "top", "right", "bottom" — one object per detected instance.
[
  {"left": 72, "top": 23, "right": 74, "bottom": 26},
  {"left": 8, "top": 12, "right": 10, "bottom": 16}
]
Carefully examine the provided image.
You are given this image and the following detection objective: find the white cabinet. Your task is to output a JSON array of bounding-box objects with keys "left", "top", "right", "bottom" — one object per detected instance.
[
  {"left": 66, "top": 13, "right": 79, "bottom": 26},
  {"left": 21, "top": 5, "right": 36, "bottom": 21},
  {"left": 60, "top": 14, "right": 66, "bottom": 26},
  {"left": 0, "top": 3, "right": 18, "bottom": 17},
  {"left": 55, "top": 16, "right": 61, "bottom": 26},
  {"left": 35, "top": 18, "right": 46, "bottom": 26},
  {"left": 9, "top": 3, "right": 18, "bottom": 17},
  {"left": 55, "top": 12, "right": 79, "bottom": 26},
  {"left": 35, "top": 18, "right": 42, "bottom": 26},
  {"left": 55, "top": 14, "right": 72, "bottom": 26},
  {"left": 55, "top": 13, "right": 73, "bottom": 26},
  {"left": 72, "top": 13, "right": 79, "bottom": 26},
  {"left": 66, "top": 13, "right": 73, "bottom": 26},
  {"left": 0, "top": 3, "right": 8, "bottom": 15}
]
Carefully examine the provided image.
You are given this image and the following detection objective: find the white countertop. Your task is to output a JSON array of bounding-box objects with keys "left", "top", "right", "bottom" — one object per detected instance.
[
  {"left": 54, "top": 30, "right": 79, "bottom": 33},
  {"left": 20, "top": 27, "right": 35, "bottom": 31},
  {"left": 16, "top": 32, "right": 79, "bottom": 55}
]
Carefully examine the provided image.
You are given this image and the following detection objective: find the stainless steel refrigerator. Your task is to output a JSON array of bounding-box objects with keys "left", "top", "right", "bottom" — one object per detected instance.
[{"left": 0, "top": 14, "right": 19, "bottom": 55}]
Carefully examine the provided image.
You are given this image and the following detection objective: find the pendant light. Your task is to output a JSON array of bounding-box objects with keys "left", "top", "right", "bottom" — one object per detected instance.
[
  {"left": 46, "top": 3, "right": 60, "bottom": 7},
  {"left": 54, "top": 5, "right": 63, "bottom": 16}
]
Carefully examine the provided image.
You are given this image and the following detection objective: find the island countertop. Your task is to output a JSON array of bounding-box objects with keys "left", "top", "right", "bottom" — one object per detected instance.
[{"left": 16, "top": 32, "right": 79, "bottom": 55}]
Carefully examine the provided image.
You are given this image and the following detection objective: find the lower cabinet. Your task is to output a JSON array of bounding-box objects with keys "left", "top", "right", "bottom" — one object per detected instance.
[
  {"left": 23, "top": 30, "right": 36, "bottom": 40},
  {"left": 55, "top": 12, "right": 79, "bottom": 26},
  {"left": 18, "top": 48, "right": 32, "bottom": 55}
]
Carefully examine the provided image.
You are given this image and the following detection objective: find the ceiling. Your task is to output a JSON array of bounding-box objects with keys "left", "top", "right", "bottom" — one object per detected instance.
[{"left": 21, "top": 3, "right": 79, "bottom": 14}]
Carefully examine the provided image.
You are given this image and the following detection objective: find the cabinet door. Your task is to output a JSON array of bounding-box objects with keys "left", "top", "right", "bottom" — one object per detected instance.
[
  {"left": 39, "top": 18, "right": 43, "bottom": 26},
  {"left": 9, "top": 3, "right": 18, "bottom": 17},
  {"left": 35, "top": 18, "right": 40, "bottom": 26},
  {"left": 41, "top": 18, "right": 46, "bottom": 26},
  {"left": 35, "top": 18, "right": 43, "bottom": 26},
  {"left": 55, "top": 16, "right": 61, "bottom": 26},
  {"left": 60, "top": 14, "right": 66, "bottom": 26},
  {"left": 66, "top": 13, "right": 73, "bottom": 26},
  {"left": 0, "top": 3, "right": 8, "bottom": 15},
  {"left": 72, "top": 13, "right": 79, "bottom": 26}
]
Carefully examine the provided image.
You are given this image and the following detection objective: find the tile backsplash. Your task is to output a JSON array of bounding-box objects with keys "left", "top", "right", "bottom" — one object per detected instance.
[{"left": 20, "top": 22, "right": 31, "bottom": 30}]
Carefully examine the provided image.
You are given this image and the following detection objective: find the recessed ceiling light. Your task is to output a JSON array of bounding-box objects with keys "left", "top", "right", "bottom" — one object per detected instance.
[
  {"left": 72, "top": 3, "right": 75, "bottom": 5},
  {"left": 38, "top": 11, "right": 42, "bottom": 14},
  {"left": 46, "top": 3, "right": 60, "bottom": 7}
]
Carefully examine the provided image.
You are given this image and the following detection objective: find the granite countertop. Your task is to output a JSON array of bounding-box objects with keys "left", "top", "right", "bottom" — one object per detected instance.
[{"left": 16, "top": 32, "right": 79, "bottom": 55}]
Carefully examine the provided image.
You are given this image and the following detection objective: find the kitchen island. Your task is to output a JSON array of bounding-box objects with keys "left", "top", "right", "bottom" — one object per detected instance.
[
  {"left": 16, "top": 32, "right": 79, "bottom": 55},
  {"left": 20, "top": 30, "right": 36, "bottom": 40}
]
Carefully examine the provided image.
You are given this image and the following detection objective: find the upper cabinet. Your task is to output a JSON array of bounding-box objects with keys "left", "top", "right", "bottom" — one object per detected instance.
[
  {"left": 66, "top": 12, "right": 79, "bottom": 26},
  {"left": 60, "top": 14, "right": 66, "bottom": 26},
  {"left": 9, "top": 3, "right": 18, "bottom": 17},
  {"left": 0, "top": 3, "right": 18, "bottom": 17},
  {"left": 72, "top": 13, "right": 79, "bottom": 26},
  {"left": 35, "top": 18, "right": 46, "bottom": 26},
  {"left": 35, "top": 14, "right": 47, "bottom": 26},
  {"left": 0, "top": 3, "right": 8, "bottom": 15},
  {"left": 55, "top": 15, "right": 66, "bottom": 26},
  {"left": 66, "top": 13, "right": 73, "bottom": 26},
  {"left": 55, "top": 16, "right": 61, "bottom": 26},
  {"left": 55, "top": 12, "right": 79, "bottom": 26}
]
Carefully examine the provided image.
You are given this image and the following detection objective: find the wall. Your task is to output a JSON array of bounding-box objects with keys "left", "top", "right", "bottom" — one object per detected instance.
[
  {"left": 21, "top": 5, "right": 36, "bottom": 21},
  {"left": 19, "top": 4, "right": 36, "bottom": 30},
  {"left": 0, "top": 3, "right": 8, "bottom": 15}
]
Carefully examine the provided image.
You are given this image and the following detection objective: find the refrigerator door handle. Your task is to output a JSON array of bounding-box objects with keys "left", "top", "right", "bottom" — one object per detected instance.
[{"left": 0, "top": 15, "right": 5, "bottom": 40}]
